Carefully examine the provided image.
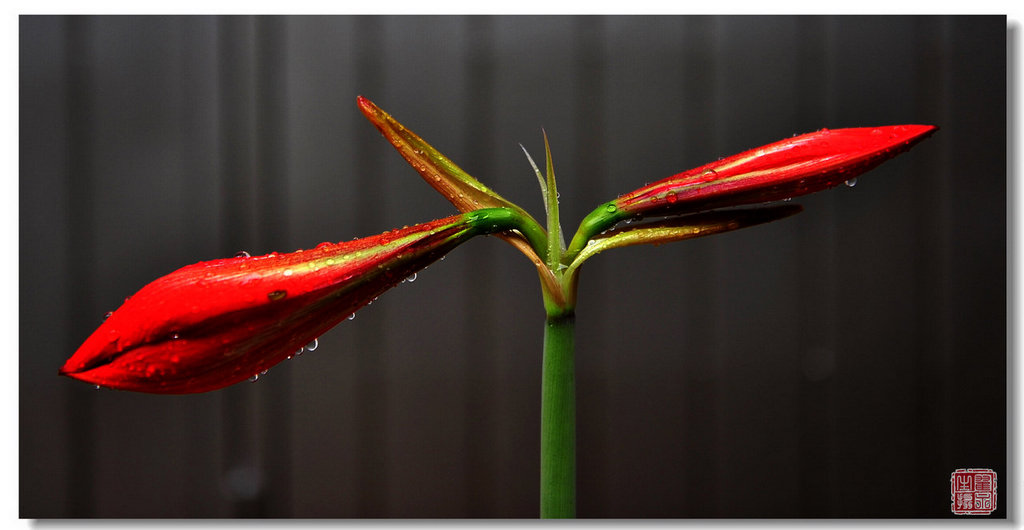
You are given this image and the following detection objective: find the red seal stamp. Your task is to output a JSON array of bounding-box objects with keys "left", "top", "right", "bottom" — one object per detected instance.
[{"left": 951, "top": 468, "right": 997, "bottom": 515}]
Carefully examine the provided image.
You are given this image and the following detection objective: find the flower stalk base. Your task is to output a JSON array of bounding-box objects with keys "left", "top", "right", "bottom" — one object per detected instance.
[{"left": 540, "top": 311, "right": 576, "bottom": 518}]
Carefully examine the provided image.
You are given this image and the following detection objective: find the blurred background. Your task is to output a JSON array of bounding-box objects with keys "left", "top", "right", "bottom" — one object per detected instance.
[{"left": 20, "top": 15, "right": 1005, "bottom": 518}]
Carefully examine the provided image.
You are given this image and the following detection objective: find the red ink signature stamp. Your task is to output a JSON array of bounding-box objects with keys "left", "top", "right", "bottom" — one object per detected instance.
[{"left": 951, "top": 468, "right": 997, "bottom": 515}]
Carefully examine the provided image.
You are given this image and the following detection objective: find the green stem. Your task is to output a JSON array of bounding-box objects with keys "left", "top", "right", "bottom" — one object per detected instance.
[{"left": 540, "top": 310, "right": 576, "bottom": 518}]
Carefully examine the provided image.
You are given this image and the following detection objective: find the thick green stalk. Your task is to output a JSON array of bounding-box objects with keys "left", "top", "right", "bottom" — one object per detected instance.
[{"left": 540, "top": 311, "right": 575, "bottom": 518}]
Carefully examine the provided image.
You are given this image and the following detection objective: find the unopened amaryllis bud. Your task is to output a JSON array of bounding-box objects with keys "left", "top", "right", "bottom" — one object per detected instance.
[
  {"left": 565, "top": 125, "right": 937, "bottom": 260},
  {"left": 60, "top": 208, "right": 541, "bottom": 394}
]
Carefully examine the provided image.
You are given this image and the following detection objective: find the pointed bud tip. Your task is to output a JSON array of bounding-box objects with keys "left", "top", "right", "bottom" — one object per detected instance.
[
  {"left": 896, "top": 124, "right": 939, "bottom": 141},
  {"left": 356, "top": 95, "right": 378, "bottom": 117}
]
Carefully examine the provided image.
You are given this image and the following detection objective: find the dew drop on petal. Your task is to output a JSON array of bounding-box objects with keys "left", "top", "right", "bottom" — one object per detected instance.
[
  {"left": 103, "top": 311, "right": 113, "bottom": 320},
  {"left": 93, "top": 385, "right": 101, "bottom": 390},
  {"left": 666, "top": 191, "right": 678, "bottom": 204},
  {"left": 171, "top": 333, "right": 180, "bottom": 340},
  {"left": 844, "top": 178, "right": 858, "bottom": 188},
  {"left": 406, "top": 272, "right": 417, "bottom": 283},
  {"left": 295, "top": 347, "right": 303, "bottom": 356},
  {"left": 348, "top": 313, "right": 356, "bottom": 321},
  {"left": 283, "top": 269, "right": 293, "bottom": 277},
  {"left": 234, "top": 251, "right": 251, "bottom": 258},
  {"left": 260, "top": 369, "right": 268, "bottom": 375},
  {"left": 249, "top": 374, "right": 259, "bottom": 382},
  {"left": 604, "top": 204, "right": 617, "bottom": 213},
  {"left": 306, "top": 338, "right": 319, "bottom": 351},
  {"left": 267, "top": 290, "right": 287, "bottom": 301}
]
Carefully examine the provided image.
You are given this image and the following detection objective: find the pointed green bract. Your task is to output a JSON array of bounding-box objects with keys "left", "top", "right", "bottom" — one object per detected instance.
[
  {"left": 521, "top": 143, "right": 549, "bottom": 215},
  {"left": 543, "top": 132, "right": 565, "bottom": 267}
]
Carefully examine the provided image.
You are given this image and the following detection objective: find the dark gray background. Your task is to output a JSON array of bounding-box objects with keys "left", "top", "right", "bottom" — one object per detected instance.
[{"left": 20, "top": 15, "right": 1006, "bottom": 518}]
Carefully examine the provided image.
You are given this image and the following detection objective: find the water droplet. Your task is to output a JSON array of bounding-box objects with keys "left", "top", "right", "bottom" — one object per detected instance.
[
  {"left": 249, "top": 374, "right": 259, "bottom": 382},
  {"left": 700, "top": 169, "right": 718, "bottom": 181},
  {"left": 93, "top": 385, "right": 101, "bottom": 390},
  {"left": 819, "top": 128, "right": 831, "bottom": 134},
  {"left": 406, "top": 273, "right": 417, "bottom": 283},
  {"left": 171, "top": 333, "right": 180, "bottom": 340},
  {"left": 844, "top": 178, "right": 857, "bottom": 188},
  {"left": 260, "top": 369, "right": 268, "bottom": 375},
  {"left": 267, "top": 290, "right": 287, "bottom": 301},
  {"left": 326, "top": 258, "right": 335, "bottom": 265},
  {"left": 283, "top": 269, "right": 293, "bottom": 277},
  {"left": 234, "top": 251, "right": 251, "bottom": 258},
  {"left": 666, "top": 191, "right": 678, "bottom": 204},
  {"left": 440, "top": 255, "right": 446, "bottom": 261},
  {"left": 103, "top": 311, "right": 113, "bottom": 320},
  {"left": 294, "top": 347, "right": 303, "bottom": 356},
  {"left": 783, "top": 197, "right": 792, "bottom": 202},
  {"left": 604, "top": 204, "right": 617, "bottom": 213},
  {"left": 348, "top": 313, "right": 356, "bottom": 320},
  {"left": 306, "top": 338, "right": 319, "bottom": 351}
]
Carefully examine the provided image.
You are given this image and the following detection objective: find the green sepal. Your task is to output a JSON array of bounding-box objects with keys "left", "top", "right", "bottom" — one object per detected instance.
[
  {"left": 564, "top": 204, "right": 803, "bottom": 279},
  {"left": 563, "top": 201, "right": 630, "bottom": 265}
]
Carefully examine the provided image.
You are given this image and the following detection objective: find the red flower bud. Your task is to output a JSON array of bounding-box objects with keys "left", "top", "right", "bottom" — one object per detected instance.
[
  {"left": 615, "top": 125, "right": 937, "bottom": 216},
  {"left": 60, "top": 209, "right": 521, "bottom": 394},
  {"left": 563, "top": 125, "right": 937, "bottom": 262}
]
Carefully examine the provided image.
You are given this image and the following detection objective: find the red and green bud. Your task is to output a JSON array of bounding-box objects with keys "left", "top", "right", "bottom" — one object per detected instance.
[
  {"left": 566, "top": 125, "right": 937, "bottom": 261},
  {"left": 60, "top": 208, "right": 531, "bottom": 394},
  {"left": 357, "top": 95, "right": 563, "bottom": 305}
]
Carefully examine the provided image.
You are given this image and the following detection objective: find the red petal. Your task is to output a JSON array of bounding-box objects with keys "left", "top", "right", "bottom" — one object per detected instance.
[
  {"left": 60, "top": 215, "right": 477, "bottom": 394},
  {"left": 615, "top": 125, "right": 937, "bottom": 215}
]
